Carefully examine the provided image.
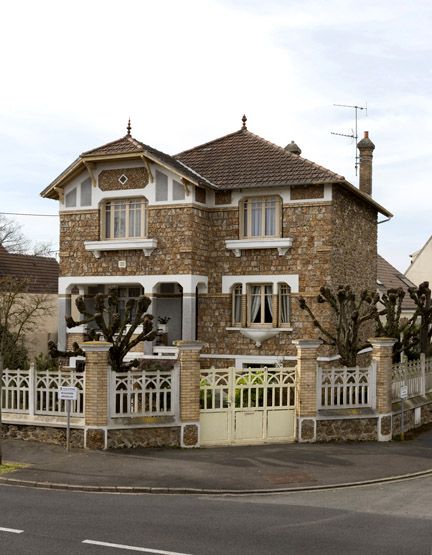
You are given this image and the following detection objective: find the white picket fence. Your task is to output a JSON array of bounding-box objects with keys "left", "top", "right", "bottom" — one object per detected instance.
[
  {"left": 317, "top": 364, "right": 376, "bottom": 409},
  {"left": 110, "top": 367, "right": 177, "bottom": 418},
  {"left": 392, "top": 356, "right": 432, "bottom": 402},
  {"left": 1, "top": 365, "right": 178, "bottom": 420},
  {"left": 1, "top": 366, "right": 85, "bottom": 417}
]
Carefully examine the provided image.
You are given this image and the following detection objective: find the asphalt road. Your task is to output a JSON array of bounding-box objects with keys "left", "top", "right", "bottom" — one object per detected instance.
[{"left": 1, "top": 476, "right": 432, "bottom": 554}]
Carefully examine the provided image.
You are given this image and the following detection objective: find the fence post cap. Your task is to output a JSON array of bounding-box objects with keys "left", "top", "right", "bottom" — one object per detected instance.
[
  {"left": 368, "top": 337, "right": 397, "bottom": 348},
  {"left": 80, "top": 341, "right": 112, "bottom": 353},
  {"left": 292, "top": 339, "right": 322, "bottom": 349},
  {"left": 174, "top": 340, "right": 208, "bottom": 351}
]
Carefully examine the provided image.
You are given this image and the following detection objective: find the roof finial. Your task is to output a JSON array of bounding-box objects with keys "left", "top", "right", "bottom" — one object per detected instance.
[
  {"left": 126, "top": 118, "right": 132, "bottom": 136},
  {"left": 241, "top": 114, "right": 247, "bottom": 130}
]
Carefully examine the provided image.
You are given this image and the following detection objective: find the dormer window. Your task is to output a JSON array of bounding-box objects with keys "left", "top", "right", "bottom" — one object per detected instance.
[
  {"left": 102, "top": 198, "right": 146, "bottom": 240},
  {"left": 240, "top": 196, "right": 281, "bottom": 238}
]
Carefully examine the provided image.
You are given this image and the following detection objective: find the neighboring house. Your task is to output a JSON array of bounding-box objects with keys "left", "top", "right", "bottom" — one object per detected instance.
[
  {"left": 405, "top": 235, "right": 432, "bottom": 286},
  {"left": 0, "top": 244, "right": 59, "bottom": 359},
  {"left": 41, "top": 120, "right": 392, "bottom": 368},
  {"left": 377, "top": 254, "right": 416, "bottom": 320}
]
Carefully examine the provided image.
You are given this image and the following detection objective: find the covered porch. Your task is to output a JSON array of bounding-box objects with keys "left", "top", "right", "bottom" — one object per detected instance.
[{"left": 57, "top": 275, "right": 208, "bottom": 355}]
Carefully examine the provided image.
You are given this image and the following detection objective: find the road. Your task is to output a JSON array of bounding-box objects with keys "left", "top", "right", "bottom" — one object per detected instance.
[{"left": 1, "top": 476, "right": 431, "bottom": 554}]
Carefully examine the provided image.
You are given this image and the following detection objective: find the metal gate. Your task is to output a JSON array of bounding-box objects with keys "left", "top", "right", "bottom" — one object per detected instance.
[{"left": 199, "top": 367, "right": 296, "bottom": 446}]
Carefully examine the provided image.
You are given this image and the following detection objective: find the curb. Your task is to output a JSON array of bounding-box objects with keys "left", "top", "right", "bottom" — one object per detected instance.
[{"left": 1, "top": 468, "right": 432, "bottom": 495}]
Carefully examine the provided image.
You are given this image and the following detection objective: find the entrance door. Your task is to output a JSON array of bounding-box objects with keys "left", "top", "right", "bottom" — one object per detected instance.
[{"left": 200, "top": 367, "right": 296, "bottom": 446}]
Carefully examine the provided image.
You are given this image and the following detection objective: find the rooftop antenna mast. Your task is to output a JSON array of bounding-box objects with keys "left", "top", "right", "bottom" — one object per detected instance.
[{"left": 331, "top": 103, "right": 367, "bottom": 175}]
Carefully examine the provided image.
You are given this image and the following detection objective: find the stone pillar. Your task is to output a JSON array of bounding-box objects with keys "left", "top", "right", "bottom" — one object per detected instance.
[
  {"left": 369, "top": 337, "right": 396, "bottom": 441},
  {"left": 58, "top": 294, "right": 71, "bottom": 351},
  {"left": 176, "top": 340, "right": 207, "bottom": 447},
  {"left": 182, "top": 293, "right": 196, "bottom": 341},
  {"left": 293, "top": 339, "right": 322, "bottom": 443},
  {"left": 80, "top": 341, "right": 111, "bottom": 450}
]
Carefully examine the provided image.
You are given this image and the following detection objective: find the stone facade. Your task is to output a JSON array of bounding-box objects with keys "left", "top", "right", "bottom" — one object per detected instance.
[
  {"left": 317, "top": 418, "right": 378, "bottom": 442},
  {"left": 291, "top": 185, "right": 324, "bottom": 200},
  {"left": 1, "top": 424, "right": 84, "bottom": 448},
  {"left": 108, "top": 426, "right": 180, "bottom": 448},
  {"left": 98, "top": 167, "right": 149, "bottom": 191}
]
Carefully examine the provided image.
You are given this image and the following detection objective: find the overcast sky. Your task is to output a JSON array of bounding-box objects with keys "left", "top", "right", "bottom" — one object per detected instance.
[{"left": 1, "top": 0, "right": 431, "bottom": 272}]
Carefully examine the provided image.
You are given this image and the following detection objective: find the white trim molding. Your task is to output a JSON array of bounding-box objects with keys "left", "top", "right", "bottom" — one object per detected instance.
[
  {"left": 226, "top": 327, "right": 292, "bottom": 348},
  {"left": 225, "top": 238, "right": 293, "bottom": 257},
  {"left": 222, "top": 274, "right": 299, "bottom": 294},
  {"left": 59, "top": 274, "right": 208, "bottom": 295},
  {"left": 225, "top": 237, "right": 292, "bottom": 257},
  {"left": 84, "top": 239, "right": 157, "bottom": 258}
]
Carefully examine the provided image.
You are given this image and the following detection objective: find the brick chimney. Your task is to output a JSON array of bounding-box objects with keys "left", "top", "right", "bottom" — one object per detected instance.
[{"left": 357, "top": 131, "right": 375, "bottom": 196}]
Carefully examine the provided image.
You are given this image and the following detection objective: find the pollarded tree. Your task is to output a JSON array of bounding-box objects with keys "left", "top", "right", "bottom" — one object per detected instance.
[
  {"left": 49, "top": 289, "right": 157, "bottom": 372},
  {"left": 375, "top": 287, "right": 418, "bottom": 362},
  {"left": 408, "top": 281, "right": 432, "bottom": 357},
  {"left": 298, "top": 285, "right": 381, "bottom": 367}
]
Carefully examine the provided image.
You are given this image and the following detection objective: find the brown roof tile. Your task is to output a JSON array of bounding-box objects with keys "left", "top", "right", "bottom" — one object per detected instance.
[
  {"left": 175, "top": 128, "right": 345, "bottom": 190},
  {"left": 377, "top": 254, "right": 416, "bottom": 311},
  {"left": 0, "top": 249, "right": 58, "bottom": 294}
]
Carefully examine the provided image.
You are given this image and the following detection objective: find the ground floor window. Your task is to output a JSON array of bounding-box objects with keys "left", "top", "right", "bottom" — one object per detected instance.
[{"left": 231, "top": 283, "right": 291, "bottom": 327}]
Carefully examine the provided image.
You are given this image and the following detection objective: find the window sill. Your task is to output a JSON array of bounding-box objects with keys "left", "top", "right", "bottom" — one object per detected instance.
[
  {"left": 225, "top": 238, "right": 293, "bottom": 257},
  {"left": 84, "top": 239, "right": 157, "bottom": 259},
  {"left": 226, "top": 327, "right": 293, "bottom": 347}
]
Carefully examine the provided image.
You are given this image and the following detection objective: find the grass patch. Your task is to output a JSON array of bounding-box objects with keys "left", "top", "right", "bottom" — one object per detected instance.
[{"left": 0, "top": 462, "right": 26, "bottom": 475}]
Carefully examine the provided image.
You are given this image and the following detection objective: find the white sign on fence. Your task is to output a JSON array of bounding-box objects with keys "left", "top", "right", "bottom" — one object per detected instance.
[
  {"left": 400, "top": 385, "right": 408, "bottom": 400},
  {"left": 59, "top": 386, "right": 78, "bottom": 401}
]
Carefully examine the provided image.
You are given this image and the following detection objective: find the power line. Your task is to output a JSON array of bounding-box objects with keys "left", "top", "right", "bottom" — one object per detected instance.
[{"left": 0, "top": 211, "right": 58, "bottom": 217}]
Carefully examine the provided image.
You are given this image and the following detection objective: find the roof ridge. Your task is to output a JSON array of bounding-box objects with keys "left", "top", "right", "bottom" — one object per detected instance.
[
  {"left": 175, "top": 128, "right": 245, "bottom": 157},
  {"left": 245, "top": 129, "right": 346, "bottom": 182},
  {"left": 81, "top": 135, "right": 143, "bottom": 157},
  {"left": 0, "top": 251, "right": 58, "bottom": 263}
]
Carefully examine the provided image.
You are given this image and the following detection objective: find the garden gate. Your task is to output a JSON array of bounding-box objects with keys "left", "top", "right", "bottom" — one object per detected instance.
[{"left": 199, "top": 366, "right": 296, "bottom": 446}]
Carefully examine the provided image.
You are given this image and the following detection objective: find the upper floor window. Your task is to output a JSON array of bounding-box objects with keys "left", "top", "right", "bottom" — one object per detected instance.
[
  {"left": 240, "top": 196, "right": 282, "bottom": 239},
  {"left": 102, "top": 198, "right": 146, "bottom": 240}
]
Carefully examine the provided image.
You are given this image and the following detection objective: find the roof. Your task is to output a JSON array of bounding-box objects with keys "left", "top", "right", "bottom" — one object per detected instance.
[
  {"left": 0, "top": 248, "right": 58, "bottom": 294},
  {"left": 377, "top": 254, "right": 416, "bottom": 311},
  {"left": 175, "top": 128, "right": 345, "bottom": 190},
  {"left": 41, "top": 134, "right": 216, "bottom": 199},
  {"left": 40, "top": 124, "right": 392, "bottom": 217}
]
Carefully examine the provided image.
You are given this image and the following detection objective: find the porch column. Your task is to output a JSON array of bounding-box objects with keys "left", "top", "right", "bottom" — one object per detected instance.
[
  {"left": 369, "top": 337, "right": 396, "bottom": 441},
  {"left": 293, "top": 339, "right": 321, "bottom": 443},
  {"left": 182, "top": 292, "right": 196, "bottom": 341},
  {"left": 80, "top": 341, "right": 111, "bottom": 450},
  {"left": 144, "top": 293, "right": 155, "bottom": 355},
  {"left": 176, "top": 340, "right": 207, "bottom": 447},
  {"left": 58, "top": 293, "right": 71, "bottom": 351}
]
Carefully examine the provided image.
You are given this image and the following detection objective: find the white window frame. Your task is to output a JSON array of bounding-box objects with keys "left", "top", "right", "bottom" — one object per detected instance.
[
  {"left": 101, "top": 197, "right": 147, "bottom": 240},
  {"left": 278, "top": 283, "right": 291, "bottom": 327},
  {"left": 232, "top": 284, "right": 243, "bottom": 326},
  {"left": 240, "top": 196, "right": 282, "bottom": 239},
  {"left": 247, "top": 283, "right": 274, "bottom": 328}
]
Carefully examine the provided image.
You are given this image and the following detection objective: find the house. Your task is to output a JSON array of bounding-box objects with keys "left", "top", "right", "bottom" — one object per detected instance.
[
  {"left": 377, "top": 254, "right": 416, "bottom": 319},
  {"left": 41, "top": 120, "right": 392, "bottom": 368},
  {"left": 0, "top": 244, "right": 59, "bottom": 359},
  {"left": 405, "top": 235, "right": 432, "bottom": 286}
]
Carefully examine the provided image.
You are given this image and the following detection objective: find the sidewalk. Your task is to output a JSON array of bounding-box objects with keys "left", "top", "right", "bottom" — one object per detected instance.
[{"left": 1, "top": 427, "right": 432, "bottom": 494}]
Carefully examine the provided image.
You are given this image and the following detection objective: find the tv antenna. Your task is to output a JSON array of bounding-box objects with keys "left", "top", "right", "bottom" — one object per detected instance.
[{"left": 331, "top": 103, "right": 367, "bottom": 175}]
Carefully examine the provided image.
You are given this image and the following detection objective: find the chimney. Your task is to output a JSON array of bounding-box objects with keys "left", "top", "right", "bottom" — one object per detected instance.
[
  {"left": 357, "top": 131, "right": 375, "bottom": 195},
  {"left": 285, "top": 140, "right": 302, "bottom": 155}
]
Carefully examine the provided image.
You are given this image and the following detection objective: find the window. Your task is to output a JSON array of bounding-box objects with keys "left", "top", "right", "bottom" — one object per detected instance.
[
  {"left": 248, "top": 284, "right": 273, "bottom": 326},
  {"left": 103, "top": 198, "right": 146, "bottom": 239},
  {"left": 232, "top": 282, "right": 291, "bottom": 328},
  {"left": 241, "top": 196, "right": 281, "bottom": 238},
  {"left": 278, "top": 283, "right": 291, "bottom": 326},
  {"left": 232, "top": 284, "right": 242, "bottom": 325},
  {"left": 112, "top": 286, "right": 143, "bottom": 320},
  {"left": 155, "top": 170, "right": 168, "bottom": 201}
]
